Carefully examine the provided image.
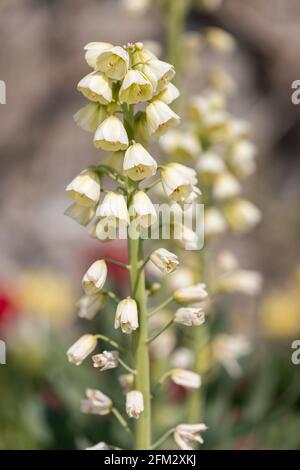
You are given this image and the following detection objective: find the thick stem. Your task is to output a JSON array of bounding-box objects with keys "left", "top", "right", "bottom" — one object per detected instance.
[
  {"left": 128, "top": 234, "right": 151, "bottom": 449},
  {"left": 124, "top": 104, "right": 151, "bottom": 450}
]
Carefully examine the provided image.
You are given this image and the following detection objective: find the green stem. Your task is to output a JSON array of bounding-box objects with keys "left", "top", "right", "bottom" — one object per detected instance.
[
  {"left": 118, "top": 357, "right": 137, "bottom": 375},
  {"left": 104, "top": 258, "right": 130, "bottom": 270},
  {"left": 147, "top": 319, "right": 174, "bottom": 344},
  {"left": 125, "top": 104, "right": 151, "bottom": 450},
  {"left": 151, "top": 427, "right": 175, "bottom": 450},
  {"left": 112, "top": 407, "right": 132, "bottom": 435},
  {"left": 95, "top": 334, "right": 125, "bottom": 353},
  {"left": 148, "top": 296, "right": 173, "bottom": 317}
]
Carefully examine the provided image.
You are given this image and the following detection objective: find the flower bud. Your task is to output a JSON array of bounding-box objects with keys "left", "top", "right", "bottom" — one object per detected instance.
[
  {"left": 114, "top": 297, "right": 139, "bottom": 334},
  {"left": 84, "top": 42, "right": 113, "bottom": 69},
  {"left": 92, "top": 350, "right": 119, "bottom": 371},
  {"left": 80, "top": 388, "right": 112, "bottom": 416},
  {"left": 82, "top": 260, "right": 107, "bottom": 295},
  {"left": 174, "top": 307, "right": 205, "bottom": 326},
  {"left": 98, "top": 191, "right": 130, "bottom": 224},
  {"left": 173, "top": 283, "right": 208, "bottom": 304},
  {"left": 94, "top": 115, "right": 129, "bottom": 151},
  {"left": 126, "top": 390, "right": 144, "bottom": 419},
  {"left": 96, "top": 46, "right": 129, "bottom": 80},
  {"left": 67, "top": 334, "right": 97, "bottom": 366},
  {"left": 123, "top": 142, "right": 157, "bottom": 181},
  {"left": 74, "top": 103, "right": 108, "bottom": 133},
  {"left": 161, "top": 163, "right": 198, "bottom": 203},
  {"left": 174, "top": 423, "right": 208, "bottom": 450},
  {"left": 119, "top": 70, "right": 153, "bottom": 104},
  {"left": 66, "top": 169, "right": 101, "bottom": 208},
  {"left": 131, "top": 190, "right": 157, "bottom": 227},
  {"left": 77, "top": 71, "right": 112, "bottom": 104},
  {"left": 171, "top": 369, "right": 201, "bottom": 389},
  {"left": 64, "top": 203, "right": 96, "bottom": 226},
  {"left": 118, "top": 373, "right": 134, "bottom": 392},
  {"left": 77, "top": 293, "right": 106, "bottom": 320},
  {"left": 146, "top": 100, "right": 180, "bottom": 137},
  {"left": 150, "top": 248, "right": 179, "bottom": 274}
]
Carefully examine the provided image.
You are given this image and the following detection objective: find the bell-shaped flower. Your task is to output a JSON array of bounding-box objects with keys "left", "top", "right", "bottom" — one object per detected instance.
[
  {"left": 65, "top": 203, "right": 96, "bottom": 226},
  {"left": 77, "top": 71, "right": 112, "bottom": 104},
  {"left": 123, "top": 142, "right": 157, "bottom": 181},
  {"left": 80, "top": 388, "right": 112, "bottom": 416},
  {"left": 94, "top": 115, "right": 128, "bottom": 151},
  {"left": 224, "top": 198, "right": 262, "bottom": 233},
  {"left": 174, "top": 423, "right": 208, "bottom": 450},
  {"left": 73, "top": 103, "right": 108, "bottom": 133},
  {"left": 119, "top": 70, "right": 153, "bottom": 104},
  {"left": 92, "top": 350, "right": 119, "bottom": 371},
  {"left": 98, "top": 191, "right": 130, "bottom": 225},
  {"left": 67, "top": 334, "right": 97, "bottom": 366},
  {"left": 84, "top": 42, "right": 113, "bottom": 69},
  {"left": 114, "top": 297, "right": 139, "bottom": 334},
  {"left": 137, "top": 59, "right": 175, "bottom": 92},
  {"left": 174, "top": 307, "right": 205, "bottom": 327},
  {"left": 146, "top": 100, "right": 180, "bottom": 137},
  {"left": 173, "top": 283, "right": 208, "bottom": 304},
  {"left": 66, "top": 169, "right": 101, "bottom": 208},
  {"left": 171, "top": 369, "right": 201, "bottom": 389},
  {"left": 77, "top": 293, "right": 106, "bottom": 320},
  {"left": 161, "top": 163, "right": 198, "bottom": 203},
  {"left": 154, "top": 82, "right": 180, "bottom": 105},
  {"left": 126, "top": 390, "right": 144, "bottom": 419},
  {"left": 82, "top": 260, "right": 107, "bottom": 295},
  {"left": 213, "top": 172, "right": 241, "bottom": 200},
  {"left": 131, "top": 191, "right": 157, "bottom": 228},
  {"left": 150, "top": 248, "right": 179, "bottom": 274},
  {"left": 96, "top": 46, "right": 129, "bottom": 80}
]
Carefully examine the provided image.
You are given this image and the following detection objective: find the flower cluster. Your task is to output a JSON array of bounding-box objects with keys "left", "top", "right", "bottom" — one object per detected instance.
[{"left": 65, "top": 41, "right": 207, "bottom": 450}]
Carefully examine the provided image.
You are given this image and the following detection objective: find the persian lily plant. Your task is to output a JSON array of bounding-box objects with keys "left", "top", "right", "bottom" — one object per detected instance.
[{"left": 65, "top": 41, "right": 207, "bottom": 450}]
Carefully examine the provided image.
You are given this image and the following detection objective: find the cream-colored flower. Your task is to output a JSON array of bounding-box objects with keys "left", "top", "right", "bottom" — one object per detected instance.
[
  {"left": 174, "top": 307, "right": 205, "bottom": 326},
  {"left": 77, "top": 72, "right": 112, "bottom": 104},
  {"left": 224, "top": 198, "right": 261, "bottom": 232},
  {"left": 171, "top": 369, "right": 201, "bottom": 389},
  {"left": 154, "top": 82, "right": 179, "bottom": 105},
  {"left": 217, "top": 270, "right": 263, "bottom": 296},
  {"left": 98, "top": 191, "right": 130, "bottom": 224},
  {"left": 94, "top": 115, "right": 128, "bottom": 151},
  {"left": 228, "top": 140, "right": 257, "bottom": 178},
  {"left": 205, "top": 27, "right": 236, "bottom": 53},
  {"left": 174, "top": 423, "right": 208, "bottom": 450},
  {"left": 208, "top": 67, "right": 236, "bottom": 96},
  {"left": 114, "top": 297, "right": 139, "bottom": 334},
  {"left": 119, "top": 69, "right": 153, "bottom": 104},
  {"left": 80, "top": 388, "right": 112, "bottom": 416},
  {"left": 86, "top": 442, "right": 110, "bottom": 450},
  {"left": 197, "top": 152, "right": 225, "bottom": 175},
  {"left": 150, "top": 248, "right": 179, "bottom": 274},
  {"left": 82, "top": 260, "right": 107, "bottom": 295},
  {"left": 137, "top": 59, "right": 175, "bottom": 92},
  {"left": 77, "top": 293, "right": 106, "bottom": 320},
  {"left": 212, "top": 334, "right": 251, "bottom": 377},
  {"left": 188, "top": 90, "right": 225, "bottom": 120},
  {"left": 173, "top": 283, "right": 208, "bottom": 304},
  {"left": 92, "top": 351, "right": 119, "bottom": 371},
  {"left": 126, "top": 390, "right": 144, "bottom": 419},
  {"left": 96, "top": 46, "right": 129, "bottom": 80},
  {"left": 67, "top": 334, "right": 97, "bottom": 366},
  {"left": 161, "top": 163, "right": 198, "bottom": 203},
  {"left": 66, "top": 169, "right": 101, "bottom": 208},
  {"left": 121, "top": 0, "right": 150, "bottom": 15},
  {"left": 84, "top": 42, "right": 113, "bottom": 69},
  {"left": 131, "top": 191, "right": 157, "bottom": 227},
  {"left": 123, "top": 142, "right": 157, "bottom": 181},
  {"left": 64, "top": 203, "right": 96, "bottom": 226},
  {"left": 146, "top": 100, "right": 180, "bottom": 137},
  {"left": 213, "top": 172, "right": 241, "bottom": 200},
  {"left": 160, "top": 130, "right": 201, "bottom": 159},
  {"left": 74, "top": 103, "right": 108, "bottom": 133},
  {"left": 204, "top": 207, "right": 227, "bottom": 237}
]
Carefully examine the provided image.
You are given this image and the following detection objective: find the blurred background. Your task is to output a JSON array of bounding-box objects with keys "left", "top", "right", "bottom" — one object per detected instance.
[{"left": 0, "top": 0, "right": 300, "bottom": 450}]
